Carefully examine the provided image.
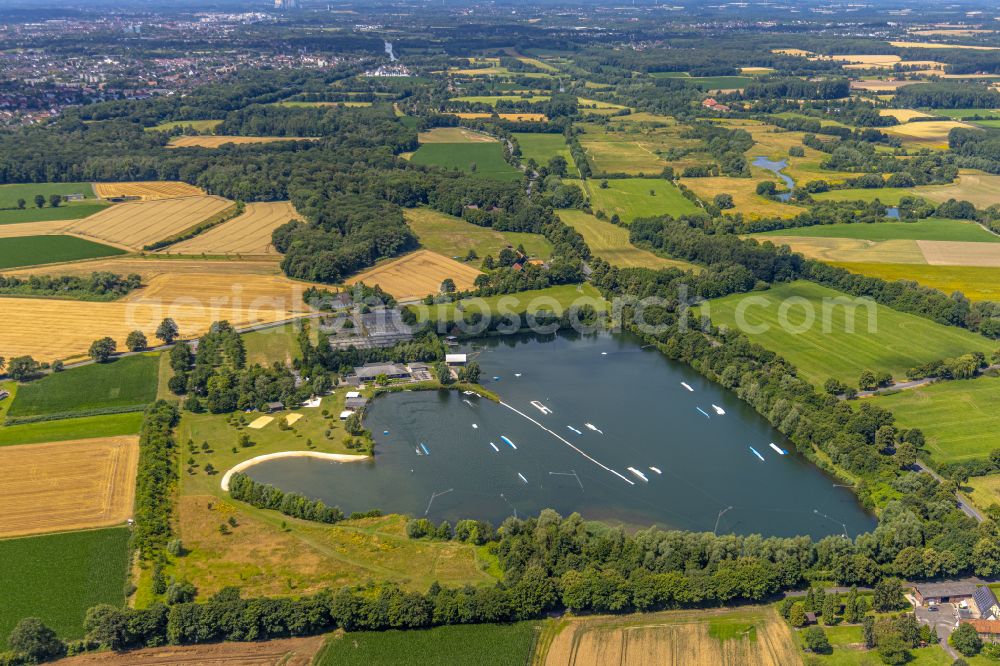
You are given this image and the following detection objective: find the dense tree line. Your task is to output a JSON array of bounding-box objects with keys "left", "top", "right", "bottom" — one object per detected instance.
[
  {"left": 0, "top": 272, "right": 140, "bottom": 301},
  {"left": 895, "top": 82, "right": 1000, "bottom": 109},
  {"left": 131, "top": 401, "right": 181, "bottom": 560},
  {"left": 228, "top": 473, "right": 345, "bottom": 523},
  {"left": 740, "top": 77, "right": 850, "bottom": 101}
]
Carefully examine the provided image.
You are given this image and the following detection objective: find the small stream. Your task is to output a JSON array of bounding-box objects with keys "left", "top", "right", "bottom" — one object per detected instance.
[{"left": 753, "top": 156, "right": 795, "bottom": 202}]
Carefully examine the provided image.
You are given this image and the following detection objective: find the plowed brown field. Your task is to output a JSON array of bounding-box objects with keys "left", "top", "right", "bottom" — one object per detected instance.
[{"left": 0, "top": 437, "right": 139, "bottom": 538}]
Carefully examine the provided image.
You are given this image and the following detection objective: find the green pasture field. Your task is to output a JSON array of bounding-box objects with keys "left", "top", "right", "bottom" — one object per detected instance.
[
  {"left": 686, "top": 76, "right": 755, "bottom": 90},
  {"left": 409, "top": 143, "right": 522, "bottom": 181},
  {"left": 580, "top": 139, "right": 666, "bottom": 174},
  {"left": 0, "top": 528, "right": 129, "bottom": 649},
  {"left": 649, "top": 71, "right": 691, "bottom": 78},
  {"left": 971, "top": 119, "right": 1000, "bottom": 128},
  {"left": 870, "top": 375, "right": 1000, "bottom": 464},
  {"left": 582, "top": 177, "right": 700, "bottom": 222},
  {"left": 830, "top": 262, "right": 1000, "bottom": 302},
  {"left": 754, "top": 218, "right": 1000, "bottom": 243},
  {"left": 0, "top": 182, "right": 95, "bottom": 209},
  {"left": 0, "top": 412, "right": 144, "bottom": 447},
  {"left": 0, "top": 235, "right": 125, "bottom": 270},
  {"left": 703, "top": 281, "right": 995, "bottom": 386},
  {"left": 412, "top": 283, "right": 607, "bottom": 325},
  {"left": 927, "top": 108, "right": 1000, "bottom": 120},
  {"left": 513, "top": 133, "right": 578, "bottom": 176},
  {"left": 7, "top": 354, "right": 159, "bottom": 420},
  {"left": 0, "top": 201, "right": 109, "bottom": 226},
  {"left": 405, "top": 207, "right": 552, "bottom": 267},
  {"left": 558, "top": 209, "right": 696, "bottom": 270},
  {"left": 145, "top": 119, "right": 223, "bottom": 133},
  {"left": 315, "top": 622, "right": 540, "bottom": 666}
]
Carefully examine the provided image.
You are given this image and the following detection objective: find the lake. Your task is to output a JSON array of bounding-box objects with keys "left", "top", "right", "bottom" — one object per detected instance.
[{"left": 249, "top": 331, "right": 875, "bottom": 538}]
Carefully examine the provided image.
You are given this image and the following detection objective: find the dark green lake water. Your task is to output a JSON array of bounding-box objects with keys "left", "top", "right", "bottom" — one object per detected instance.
[{"left": 249, "top": 331, "right": 875, "bottom": 538}]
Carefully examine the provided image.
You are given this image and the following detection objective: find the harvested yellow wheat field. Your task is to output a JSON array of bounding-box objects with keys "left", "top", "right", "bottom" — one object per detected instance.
[
  {"left": 164, "top": 201, "right": 300, "bottom": 255},
  {"left": 93, "top": 181, "right": 204, "bottom": 200},
  {"left": 348, "top": 249, "right": 482, "bottom": 301},
  {"left": 884, "top": 120, "right": 978, "bottom": 144},
  {"left": 3, "top": 256, "right": 281, "bottom": 280},
  {"left": 67, "top": 195, "right": 233, "bottom": 250},
  {"left": 814, "top": 54, "right": 901, "bottom": 66},
  {"left": 123, "top": 272, "right": 318, "bottom": 313},
  {"left": 452, "top": 112, "right": 549, "bottom": 122},
  {"left": 0, "top": 437, "right": 139, "bottom": 538},
  {"left": 0, "top": 297, "right": 304, "bottom": 362},
  {"left": 890, "top": 40, "right": 1000, "bottom": 50},
  {"left": 168, "top": 135, "right": 317, "bottom": 148},
  {"left": 756, "top": 236, "right": 927, "bottom": 264},
  {"left": 0, "top": 219, "right": 71, "bottom": 238},
  {"left": 917, "top": 173, "right": 1000, "bottom": 208},
  {"left": 850, "top": 80, "right": 919, "bottom": 92},
  {"left": 540, "top": 608, "right": 800, "bottom": 666},
  {"left": 918, "top": 240, "right": 1000, "bottom": 267},
  {"left": 879, "top": 108, "right": 936, "bottom": 122}
]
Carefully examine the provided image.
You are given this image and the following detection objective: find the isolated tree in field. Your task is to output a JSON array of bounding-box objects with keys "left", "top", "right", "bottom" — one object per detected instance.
[
  {"left": 756, "top": 181, "right": 777, "bottom": 196},
  {"left": 951, "top": 622, "right": 983, "bottom": 657},
  {"left": 156, "top": 317, "right": 179, "bottom": 344},
  {"left": 858, "top": 369, "right": 878, "bottom": 391},
  {"left": 48, "top": 194, "right": 61, "bottom": 208},
  {"left": 435, "top": 361, "right": 454, "bottom": 386},
  {"left": 7, "top": 355, "right": 39, "bottom": 381},
  {"left": 440, "top": 278, "right": 456, "bottom": 294},
  {"left": 714, "top": 193, "right": 735, "bottom": 209},
  {"left": 88, "top": 337, "right": 116, "bottom": 363},
  {"left": 460, "top": 361, "right": 481, "bottom": 384},
  {"left": 469, "top": 161, "right": 477, "bottom": 172},
  {"left": 803, "top": 626, "right": 831, "bottom": 654},
  {"left": 547, "top": 155, "right": 568, "bottom": 176},
  {"left": 464, "top": 249, "right": 478, "bottom": 261},
  {"left": 125, "top": 330, "right": 147, "bottom": 352},
  {"left": 8, "top": 617, "right": 65, "bottom": 663},
  {"left": 482, "top": 255, "right": 495, "bottom": 270},
  {"left": 16, "top": 198, "right": 25, "bottom": 209},
  {"left": 34, "top": 194, "right": 45, "bottom": 208},
  {"left": 862, "top": 616, "right": 876, "bottom": 648}
]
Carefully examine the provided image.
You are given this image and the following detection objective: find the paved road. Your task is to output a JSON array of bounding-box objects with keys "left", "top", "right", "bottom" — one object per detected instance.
[
  {"left": 854, "top": 364, "right": 1000, "bottom": 399},
  {"left": 916, "top": 460, "right": 984, "bottom": 522},
  {"left": 915, "top": 602, "right": 960, "bottom": 659}
]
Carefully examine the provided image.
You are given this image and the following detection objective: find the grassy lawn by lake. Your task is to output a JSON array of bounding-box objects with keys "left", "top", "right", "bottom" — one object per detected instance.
[
  {"left": 410, "top": 283, "right": 607, "bottom": 325},
  {"left": 870, "top": 374, "right": 1000, "bottom": 464},
  {"left": 0, "top": 235, "right": 125, "bottom": 270},
  {"left": 703, "top": 281, "right": 995, "bottom": 387}
]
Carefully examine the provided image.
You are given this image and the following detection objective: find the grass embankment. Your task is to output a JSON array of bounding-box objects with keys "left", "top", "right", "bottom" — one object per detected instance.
[
  {"left": 409, "top": 283, "right": 607, "bottom": 325},
  {"left": 0, "top": 235, "right": 126, "bottom": 269},
  {"left": 315, "top": 622, "right": 541, "bottom": 666},
  {"left": 0, "top": 527, "right": 129, "bottom": 649},
  {"left": 703, "top": 281, "right": 995, "bottom": 386},
  {"left": 6, "top": 354, "right": 159, "bottom": 421}
]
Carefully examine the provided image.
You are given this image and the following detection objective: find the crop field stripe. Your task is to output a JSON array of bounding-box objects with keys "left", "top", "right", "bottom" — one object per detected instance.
[
  {"left": 168, "top": 135, "right": 317, "bottom": 148},
  {"left": 829, "top": 262, "right": 1000, "bottom": 302},
  {"left": 0, "top": 436, "right": 139, "bottom": 538},
  {"left": 0, "top": 234, "right": 125, "bottom": 270},
  {"left": 92, "top": 181, "right": 204, "bottom": 200},
  {"left": 0, "top": 412, "right": 144, "bottom": 448},
  {"left": 165, "top": 201, "right": 299, "bottom": 255},
  {"left": 559, "top": 209, "right": 695, "bottom": 270},
  {"left": 68, "top": 195, "right": 234, "bottom": 249},
  {"left": 0, "top": 527, "right": 129, "bottom": 648},
  {"left": 348, "top": 249, "right": 482, "bottom": 301}
]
